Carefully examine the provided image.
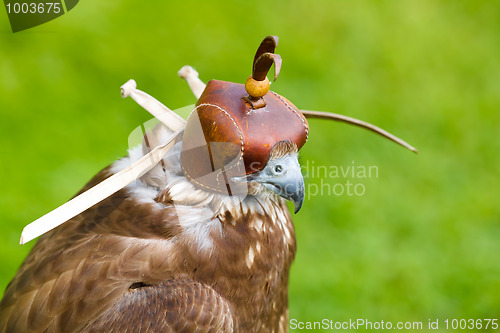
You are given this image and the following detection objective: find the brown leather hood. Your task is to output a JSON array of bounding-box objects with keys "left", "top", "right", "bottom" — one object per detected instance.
[{"left": 180, "top": 79, "right": 308, "bottom": 195}]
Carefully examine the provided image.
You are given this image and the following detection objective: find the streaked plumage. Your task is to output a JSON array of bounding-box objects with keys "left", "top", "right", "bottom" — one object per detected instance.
[{"left": 0, "top": 124, "right": 298, "bottom": 332}]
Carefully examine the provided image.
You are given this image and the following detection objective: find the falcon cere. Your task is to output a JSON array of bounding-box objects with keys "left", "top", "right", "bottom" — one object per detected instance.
[{"left": 302, "top": 160, "right": 379, "bottom": 198}]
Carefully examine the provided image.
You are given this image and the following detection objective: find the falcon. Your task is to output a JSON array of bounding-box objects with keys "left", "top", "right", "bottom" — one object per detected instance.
[{"left": 0, "top": 36, "right": 416, "bottom": 332}]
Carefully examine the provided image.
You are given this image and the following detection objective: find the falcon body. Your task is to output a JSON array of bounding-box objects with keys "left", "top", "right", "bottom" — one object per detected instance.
[{"left": 0, "top": 125, "right": 298, "bottom": 332}]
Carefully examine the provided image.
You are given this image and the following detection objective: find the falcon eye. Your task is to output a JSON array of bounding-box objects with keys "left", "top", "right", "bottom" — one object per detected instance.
[{"left": 274, "top": 165, "right": 283, "bottom": 174}]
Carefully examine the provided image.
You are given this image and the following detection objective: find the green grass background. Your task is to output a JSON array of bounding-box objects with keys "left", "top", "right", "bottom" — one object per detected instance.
[{"left": 1, "top": 1, "right": 499, "bottom": 331}]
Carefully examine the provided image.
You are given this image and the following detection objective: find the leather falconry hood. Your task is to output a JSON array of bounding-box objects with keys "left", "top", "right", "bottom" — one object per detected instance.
[{"left": 180, "top": 36, "right": 309, "bottom": 196}]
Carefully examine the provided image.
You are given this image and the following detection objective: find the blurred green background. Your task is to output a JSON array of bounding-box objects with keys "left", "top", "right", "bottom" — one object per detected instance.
[{"left": 1, "top": 1, "right": 499, "bottom": 331}]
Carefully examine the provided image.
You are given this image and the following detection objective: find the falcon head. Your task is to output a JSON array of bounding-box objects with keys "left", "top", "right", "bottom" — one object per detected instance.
[
  {"left": 179, "top": 36, "right": 309, "bottom": 214},
  {"left": 242, "top": 141, "right": 304, "bottom": 213}
]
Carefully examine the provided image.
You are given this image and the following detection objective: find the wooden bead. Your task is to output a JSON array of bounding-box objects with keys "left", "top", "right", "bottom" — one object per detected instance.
[{"left": 245, "top": 76, "right": 270, "bottom": 99}]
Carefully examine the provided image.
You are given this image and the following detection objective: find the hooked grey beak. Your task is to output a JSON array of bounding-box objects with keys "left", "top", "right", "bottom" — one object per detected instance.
[{"left": 248, "top": 154, "right": 305, "bottom": 213}]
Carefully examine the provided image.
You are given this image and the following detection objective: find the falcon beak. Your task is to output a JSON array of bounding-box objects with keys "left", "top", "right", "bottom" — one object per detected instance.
[
  {"left": 268, "top": 172, "right": 305, "bottom": 214},
  {"left": 249, "top": 154, "right": 305, "bottom": 213}
]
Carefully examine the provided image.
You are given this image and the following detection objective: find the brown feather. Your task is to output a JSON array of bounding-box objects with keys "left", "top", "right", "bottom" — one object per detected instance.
[{"left": 0, "top": 159, "right": 296, "bottom": 332}]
